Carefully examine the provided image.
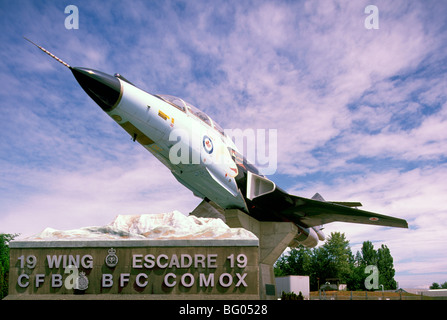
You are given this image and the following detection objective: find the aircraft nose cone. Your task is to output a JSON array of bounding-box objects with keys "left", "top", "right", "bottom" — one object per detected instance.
[{"left": 71, "top": 67, "right": 122, "bottom": 112}]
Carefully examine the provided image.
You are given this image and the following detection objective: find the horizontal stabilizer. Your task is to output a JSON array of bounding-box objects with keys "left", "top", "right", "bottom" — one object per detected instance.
[
  {"left": 312, "top": 193, "right": 363, "bottom": 207},
  {"left": 330, "top": 201, "right": 363, "bottom": 208}
]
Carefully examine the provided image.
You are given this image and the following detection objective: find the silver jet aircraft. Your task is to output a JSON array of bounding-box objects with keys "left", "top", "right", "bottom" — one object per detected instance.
[{"left": 26, "top": 39, "right": 408, "bottom": 248}]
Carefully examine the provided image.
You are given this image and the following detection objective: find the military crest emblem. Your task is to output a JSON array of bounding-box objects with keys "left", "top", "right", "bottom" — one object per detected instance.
[
  {"left": 105, "top": 248, "right": 119, "bottom": 267},
  {"left": 76, "top": 271, "right": 89, "bottom": 291}
]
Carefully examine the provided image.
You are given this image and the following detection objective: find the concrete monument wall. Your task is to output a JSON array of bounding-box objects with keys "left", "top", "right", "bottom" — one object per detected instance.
[
  {"left": 8, "top": 210, "right": 296, "bottom": 300},
  {"left": 8, "top": 212, "right": 259, "bottom": 299}
]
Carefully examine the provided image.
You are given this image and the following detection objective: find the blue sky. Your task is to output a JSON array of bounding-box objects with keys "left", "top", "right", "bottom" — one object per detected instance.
[{"left": 1, "top": 0, "right": 447, "bottom": 289}]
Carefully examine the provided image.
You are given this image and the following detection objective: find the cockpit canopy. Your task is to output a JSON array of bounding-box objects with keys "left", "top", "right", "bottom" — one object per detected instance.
[{"left": 156, "top": 94, "right": 225, "bottom": 136}]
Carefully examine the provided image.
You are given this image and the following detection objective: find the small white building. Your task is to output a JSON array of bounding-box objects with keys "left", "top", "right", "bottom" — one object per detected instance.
[{"left": 275, "top": 276, "right": 310, "bottom": 300}]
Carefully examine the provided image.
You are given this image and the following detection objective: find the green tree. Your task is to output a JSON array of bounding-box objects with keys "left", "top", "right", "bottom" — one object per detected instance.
[
  {"left": 361, "top": 241, "right": 377, "bottom": 266},
  {"left": 274, "top": 233, "right": 398, "bottom": 292},
  {"left": 354, "top": 241, "right": 379, "bottom": 291},
  {"left": 430, "top": 282, "right": 440, "bottom": 289},
  {"left": 321, "top": 232, "right": 353, "bottom": 283},
  {"left": 275, "top": 232, "right": 355, "bottom": 290},
  {"left": 430, "top": 281, "right": 447, "bottom": 289},
  {"left": 377, "top": 244, "right": 397, "bottom": 290},
  {"left": 351, "top": 241, "right": 398, "bottom": 291},
  {"left": 309, "top": 246, "right": 331, "bottom": 290},
  {"left": 1, "top": 233, "right": 18, "bottom": 299},
  {"left": 345, "top": 251, "right": 365, "bottom": 291},
  {"left": 274, "top": 245, "right": 312, "bottom": 277}
]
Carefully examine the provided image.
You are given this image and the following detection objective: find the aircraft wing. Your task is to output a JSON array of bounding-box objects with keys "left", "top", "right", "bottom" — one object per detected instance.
[
  {"left": 244, "top": 174, "right": 409, "bottom": 229},
  {"left": 281, "top": 194, "right": 409, "bottom": 229}
]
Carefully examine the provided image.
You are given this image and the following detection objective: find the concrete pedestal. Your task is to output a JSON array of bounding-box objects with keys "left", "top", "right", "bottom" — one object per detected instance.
[
  {"left": 7, "top": 210, "right": 296, "bottom": 300},
  {"left": 6, "top": 212, "right": 262, "bottom": 300},
  {"left": 7, "top": 239, "right": 259, "bottom": 299},
  {"left": 224, "top": 209, "right": 297, "bottom": 300}
]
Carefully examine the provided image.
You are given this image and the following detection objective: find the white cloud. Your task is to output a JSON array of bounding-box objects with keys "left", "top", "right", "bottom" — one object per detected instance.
[
  {"left": 339, "top": 101, "right": 447, "bottom": 162},
  {"left": 0, "top": 154, "right": 201, "bottom": 237},
  {"left": 167, "top": 0, "right": 438, "bottom": 179}
]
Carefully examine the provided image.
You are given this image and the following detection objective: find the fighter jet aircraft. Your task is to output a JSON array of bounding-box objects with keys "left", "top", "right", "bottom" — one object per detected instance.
[{"left": 26, "top": 38, "right": 408, "bottom": 248}]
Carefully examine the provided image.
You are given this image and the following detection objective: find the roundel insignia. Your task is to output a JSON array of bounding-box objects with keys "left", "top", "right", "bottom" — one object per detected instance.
[
  {"left": 369, "top": 217, "right": 379, "bottom": 222},
  {"left": 203, "top": 135, "right": 213, "bottom": 154}
]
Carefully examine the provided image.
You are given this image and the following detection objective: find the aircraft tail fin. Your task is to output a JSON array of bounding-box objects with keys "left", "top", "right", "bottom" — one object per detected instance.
[{"left": 311, "top": 193, "right": 325, "bottom": 202}]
